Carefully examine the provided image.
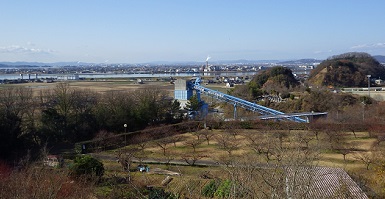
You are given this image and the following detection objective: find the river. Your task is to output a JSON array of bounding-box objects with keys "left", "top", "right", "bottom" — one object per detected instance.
[{"left": 0, "top": 71, "right": 258, "bottom": 80}]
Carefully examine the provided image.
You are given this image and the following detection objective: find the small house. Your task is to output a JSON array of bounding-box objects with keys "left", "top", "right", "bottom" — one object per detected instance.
[{"left": 43, "top": 155, "right": 63, "bottom": 168}]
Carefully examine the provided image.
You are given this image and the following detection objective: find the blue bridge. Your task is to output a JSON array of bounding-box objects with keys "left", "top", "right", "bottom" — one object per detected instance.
[{"left": 191, "top": 77, "right": 326, "bottom": 123}]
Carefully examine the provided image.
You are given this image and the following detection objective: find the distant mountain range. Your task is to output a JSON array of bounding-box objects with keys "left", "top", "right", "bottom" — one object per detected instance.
[
  {"left": 278, "top": 59, "right": 323, "bottom": 65},
  {"left": 0, "top": 59, "right": 321, "bottom": 67},
  {"left": 0, "top": 61, "right": 90, "bottom": 67},
  {"left": 374, "top": 55, "right": 385, "bottom": 63},
  {"left": 0, "top": 56, "right": 384, "bottom": 67}
]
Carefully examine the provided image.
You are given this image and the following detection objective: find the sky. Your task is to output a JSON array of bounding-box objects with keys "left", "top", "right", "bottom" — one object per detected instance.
[{"left": 1, "top": 0, "right": 385, "bottom": 63}]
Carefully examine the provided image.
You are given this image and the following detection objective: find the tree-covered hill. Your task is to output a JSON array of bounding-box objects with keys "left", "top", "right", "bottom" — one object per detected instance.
[
  {"left": 230, "top": 66, "right": 299, "bottom": 101},
  {"left": 249, "top": 66, "right": 299, "bottom": 94},
  {"left": 307, "top": 52, "right": 385, "bottom": 87}
]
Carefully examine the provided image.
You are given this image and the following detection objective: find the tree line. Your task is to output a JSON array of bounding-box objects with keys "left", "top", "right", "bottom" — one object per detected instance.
[{"left": 0, "top": 83, "right": 183, "bottom": 161}]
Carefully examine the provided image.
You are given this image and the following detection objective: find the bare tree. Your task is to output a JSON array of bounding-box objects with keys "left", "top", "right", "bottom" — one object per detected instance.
[
  {"left": 184, "top": 139, "right": 204, "bottom": 153},
  {"left": 214, "top": 122, "right": 322, "bottom": 198},
  {"left": 224, "top": 121, "right": 242, "bottom": 138},
  {"left": 353, "top": 152, "right": 374, "bottom": 170},
  {"left": 167, "top": 135, "right": 184, "bottom": 147},
  {"left": 215, "top": 134, "right": 321, "bottom": 199},
  {"left": 92, "top": 130, "right": 118, "bottom": 152},
  {"left": 244, "top": 131, "right": 265, "bottom": 154},
  {"left": 215, "top": 134, "right": 239, "bottom": 156},
  {"left": 154, "top": 138, "right": 173, "bottom": 156},
  {"left": 191, "top": 131, "right": 202, "bottom": 140},
  {"left": 323, "top": 124, "right": 346, "bottom": 150},
  {"left": 116, "top": 148, "right": 139, "bottom": 182},
  {"left": 295, "top": 131, "right": 314, "bottom": 149},
  {"left": 133, "top": 133, "right": 150, "bottom": 152},
  {"left": 0, "top": 87, "right": 34, "bottom": 117},
  {"left": 181, "top": 153, "right": 206, "bottom": 166},
  {"left": 199, "top": 129, "right": 215, "bottom": 145},
  {"left": 308, "top": 121, "right": 325, "bottom": 140},
  {"left": 0, "top": 166, "right": 94, "bottom": 199},
  {"left": 270, "top": 135, "right": 320, "bottom": 198},
  {"left": 116, "top": 148, "right": 137, "bottom": 172},
  {"left": 163, "top": 151, "right": 176, "bottom": 168},
  {"left": 338, "top": 147, "right": 352, "bottom": 162}
]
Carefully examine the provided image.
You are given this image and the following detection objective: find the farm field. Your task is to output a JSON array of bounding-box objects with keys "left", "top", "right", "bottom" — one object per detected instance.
[
  {"left": 0, "top": 77, "right": 233, "bottom": 97},
  {"left": 0, "top": 78, "right": 174, "bottom": 95},
  {"left": 91, "top": 125, "right": 383, "bottom": 198}
]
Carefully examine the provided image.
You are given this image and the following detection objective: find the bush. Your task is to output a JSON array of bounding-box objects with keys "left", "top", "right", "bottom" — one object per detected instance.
[
  {"left": 240, "top": 121, "right": 253, "bottom": 129},
  {"left": 0, "top": 167, "right": 94, "bottom": 199},
  {"left": 148, "top": 188, "right": 175, "bottom": 199},
  {"left": 214, "top": 179, "right": 232, "bottom": 198},
  {"left": 202, "top": 179, "right": 221, "bottom": 198},
  {"left": 69, "top": 155, "right": 104, "bottom": 180}
]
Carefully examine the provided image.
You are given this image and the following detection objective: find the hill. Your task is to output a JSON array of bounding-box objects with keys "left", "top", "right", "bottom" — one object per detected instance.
[
  {"left": 247, "top": 66, "right": 299, "bottom": 96},
  {"left": 307, "top": 52, "right": 385, "bottom": 87},
  {"left": 374, "top": 55, "right": 385, "bottom": 63},
  {"left": 278, "top": 58, "right": 323, "bottom": 65}
]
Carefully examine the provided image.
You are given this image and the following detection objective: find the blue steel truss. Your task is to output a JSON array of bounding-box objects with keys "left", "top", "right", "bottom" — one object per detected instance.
[{"left": 193, "top": 77, "right": 307, "bottom": 123}]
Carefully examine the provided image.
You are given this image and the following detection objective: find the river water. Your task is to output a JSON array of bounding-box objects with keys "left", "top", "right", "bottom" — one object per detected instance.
[{"left": 0, "top": 71, "right": 258, "bottom": 80}]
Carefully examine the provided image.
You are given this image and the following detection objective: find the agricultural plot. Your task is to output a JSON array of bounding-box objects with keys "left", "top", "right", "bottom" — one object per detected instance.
[{"left": 94, "top": 124, "right": 382, "bottom": 198}]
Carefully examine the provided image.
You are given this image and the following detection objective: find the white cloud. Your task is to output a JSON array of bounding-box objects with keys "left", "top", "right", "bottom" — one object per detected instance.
[
  {"left": 27, "top": 42, "right": 36, "bottom": 46},
  {"left": 0, "top": 45, "right": 54, "bottom": 54},
  {"left": 351, "top": 43, "right": 385, "bottom": 49},
  {"left": 313, "top": 49, "right": 332, "bottom": 54},
  {"left": 374, "top": 43, "right": 385, "bottom": 48},
  {"left": 350, "top": 44, "right": 367, "bottom": 49}
]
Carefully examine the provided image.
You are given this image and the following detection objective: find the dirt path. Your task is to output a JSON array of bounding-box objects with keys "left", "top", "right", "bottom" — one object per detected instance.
[{"left": 90, "top": 153, "right": 220, "bottom": 167}]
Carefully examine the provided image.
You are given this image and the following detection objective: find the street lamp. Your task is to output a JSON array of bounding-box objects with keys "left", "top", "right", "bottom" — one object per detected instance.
[
  {"left": 367, "top": 75, "right": 371, "bottom": 98},
  {"left": 124, "top": 123, "right": 127, "bottom": 145}
]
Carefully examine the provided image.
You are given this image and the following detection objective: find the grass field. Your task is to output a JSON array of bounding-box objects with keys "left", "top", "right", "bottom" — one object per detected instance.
[
  {"left": 0, "top": 78, "right": 176, "bottom": 97},
  {"left": 93, "top": 127, "right": 382, "bottom": 197},
  {"left": 108, "top": 130, "right": 377, "bottom": 168},
  {"left": 0, "top": 77, "right": 235, "bottom": 97}
]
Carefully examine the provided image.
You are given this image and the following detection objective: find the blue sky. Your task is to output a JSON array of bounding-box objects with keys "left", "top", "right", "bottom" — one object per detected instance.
[{"left": 1, "top": 0, "right": 385, "bottom": 63}]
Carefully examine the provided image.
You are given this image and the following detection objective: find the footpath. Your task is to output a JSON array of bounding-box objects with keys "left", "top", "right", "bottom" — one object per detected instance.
[{"left": 90, "top": 153, "right": 220, "bottom": 167}]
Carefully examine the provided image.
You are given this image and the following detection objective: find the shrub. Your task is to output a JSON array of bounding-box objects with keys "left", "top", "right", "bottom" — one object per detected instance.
[
  {"left": 240, "top": 121, "right": 252, "bottom": 129},
  {"left": 202, "top": 179, "right": 221, "bottom": 198},
  {"left": 148, "top": 188, "right": 175, "bottom": 199},
  {"left": 69, "top": 155, "right": 104, "bottom": 180},
  {"left": 214, "top": 179, "right": 232, "bottom": 198}
]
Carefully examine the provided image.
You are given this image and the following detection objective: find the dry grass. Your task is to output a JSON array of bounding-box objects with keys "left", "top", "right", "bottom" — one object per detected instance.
[
  {"left": 142, "top": 131, "right": 251, "bottom": 162},
  {"left": 124, "top": 129, "right": 380, "bottom": 170},
  {"left": 97, "top": 127, "right": 384, "bottom": 197},
  {"left": 2, "top": 79, "right": 175, "bottom": 96}
]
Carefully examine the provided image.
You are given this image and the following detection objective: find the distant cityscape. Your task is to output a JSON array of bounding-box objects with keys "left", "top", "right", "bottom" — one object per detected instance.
[
  {"left": 1, "top": 56, "right": 384, "bottom": 84},
  {"left": 0, "top": 59, "right": 321, "bottom": 78}
]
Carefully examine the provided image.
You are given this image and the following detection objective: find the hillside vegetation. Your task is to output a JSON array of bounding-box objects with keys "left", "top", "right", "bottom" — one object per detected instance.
[
  {"left": 232, "top": 66, "right": 299, "bottom": 100},
  {"left": 308, "top": 52, "right": 385, "bottom": 87},
  {"left": 228, "top": 56, "right": 379, "bottom": 115}
]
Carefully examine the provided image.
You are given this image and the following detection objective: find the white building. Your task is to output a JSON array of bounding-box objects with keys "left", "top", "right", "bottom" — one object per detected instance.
[{"left": 57, "top": 74, "right": 80, "bottom": 81}]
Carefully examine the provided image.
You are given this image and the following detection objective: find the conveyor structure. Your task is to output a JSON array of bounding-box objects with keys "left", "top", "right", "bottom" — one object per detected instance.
[{"left": 193, "top": 77, "right": 309, "bottom": 123}]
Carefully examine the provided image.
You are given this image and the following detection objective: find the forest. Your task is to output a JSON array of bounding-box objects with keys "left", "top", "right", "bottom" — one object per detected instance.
[{"left": 0, "top": 83, "right": 183, "bottom": 161}]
